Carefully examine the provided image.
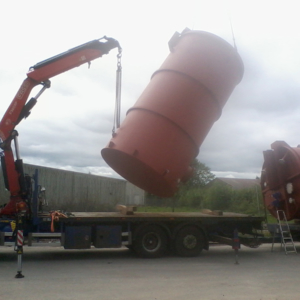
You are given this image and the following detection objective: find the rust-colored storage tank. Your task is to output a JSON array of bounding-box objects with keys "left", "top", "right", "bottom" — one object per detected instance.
[
  {"left": 261, "top": 141, "right": 300, "bottom": 221},
  {"left": 102, "top": 29, "right": 244, "bottom": 197}
]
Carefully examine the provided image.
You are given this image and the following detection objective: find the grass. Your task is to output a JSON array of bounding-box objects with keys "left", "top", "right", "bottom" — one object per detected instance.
[{"left": 264, "top": 214, "right": 296, "bottom": 224}]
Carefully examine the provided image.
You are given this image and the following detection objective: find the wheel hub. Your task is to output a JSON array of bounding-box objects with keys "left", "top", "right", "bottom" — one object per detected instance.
[
  {"left": 142, "top": 232, "right": 161, "bottom": 252},
  {"left": 183, "top": 234, "right": 197, "bottom": 249}
]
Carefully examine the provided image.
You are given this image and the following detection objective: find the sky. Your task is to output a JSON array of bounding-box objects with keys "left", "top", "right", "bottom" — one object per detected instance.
[{"left": 1, "top": 0, "right": 300, "bottom": 182}]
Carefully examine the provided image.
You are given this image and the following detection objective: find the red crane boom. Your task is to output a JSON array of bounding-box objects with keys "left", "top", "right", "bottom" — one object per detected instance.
[{"left": 0, "top": 36, "right": 120, "bottom": 216}]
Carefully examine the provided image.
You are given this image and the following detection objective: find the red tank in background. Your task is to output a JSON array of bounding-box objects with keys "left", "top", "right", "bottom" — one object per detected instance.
[
  {"left": 261, "top": 141, "right": 300, "bottom": 221},
  {"left": 102, "top": 29, "right": 244, "bottom": 197}
]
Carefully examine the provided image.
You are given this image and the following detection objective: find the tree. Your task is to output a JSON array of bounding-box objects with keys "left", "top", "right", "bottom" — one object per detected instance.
[
  {"left": 202, "top": 182, "right": 232, "bottom": 211},
  {"left": 180, "top": 159, "right": 215, "bottom": 191},
  {"left": 176, "top": 159, "right": 215, "bottom": 208},
  {"left": 145, "top": 159, "right": 215, "bottom": 209},
  {"left": 230, "top": 187, "right": 263, "bottom": 216},
  {"left": 202, "top": 184, "right": 264, "bottom": 216}
]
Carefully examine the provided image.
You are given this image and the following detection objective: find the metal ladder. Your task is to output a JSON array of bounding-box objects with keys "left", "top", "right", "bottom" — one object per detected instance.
[{"left": 275, "top": 210, "right": 297, "bottom": 254}]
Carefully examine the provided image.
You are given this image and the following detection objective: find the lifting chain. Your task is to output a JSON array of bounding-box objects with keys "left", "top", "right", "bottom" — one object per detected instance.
[{"left": 112, "top": 46, "right": 122, "bottom": 136}]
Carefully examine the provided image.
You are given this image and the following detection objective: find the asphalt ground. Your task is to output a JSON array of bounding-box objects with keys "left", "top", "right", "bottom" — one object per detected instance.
[{"left": 1, "top": 243, "right": 300, "bottom": 300}]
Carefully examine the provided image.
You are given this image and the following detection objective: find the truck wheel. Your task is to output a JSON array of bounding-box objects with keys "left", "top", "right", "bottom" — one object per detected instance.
[
  {"left": 133, "top": 225, "right": 167, "bottom": 258},
  {"left": 175, "top": 226, "right": 205, "bottom": 257}
]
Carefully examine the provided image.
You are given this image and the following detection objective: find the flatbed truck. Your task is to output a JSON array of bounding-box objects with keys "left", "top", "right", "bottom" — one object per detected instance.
[
  {"left": 0, "top": 32, "right": 263, "bottom": 278},
  {"left": 1, "top": 207, "right": 263, "bottom": 258}
]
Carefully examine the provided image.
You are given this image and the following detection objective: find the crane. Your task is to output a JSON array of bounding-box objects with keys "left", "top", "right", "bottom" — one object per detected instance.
[{"left": 0, "top": 36, "right": 121, "bottom": 216}]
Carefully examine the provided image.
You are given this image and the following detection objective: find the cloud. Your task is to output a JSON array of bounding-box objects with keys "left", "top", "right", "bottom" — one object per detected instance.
[
  {"left": 199, "top": 41, "right": 300, "bottom": 179},
  {"left": 2, "top": 0, "right": 300, "bottom": 185}
]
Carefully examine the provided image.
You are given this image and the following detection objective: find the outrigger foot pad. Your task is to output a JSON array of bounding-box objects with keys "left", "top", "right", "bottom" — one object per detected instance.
[{"left": 15, "top": 272, "right": 24, "bottom": 279}]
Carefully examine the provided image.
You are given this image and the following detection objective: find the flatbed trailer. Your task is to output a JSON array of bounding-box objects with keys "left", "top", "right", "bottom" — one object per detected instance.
[{"left": 1, "top": 210, "right": 264, "bottom": 258}]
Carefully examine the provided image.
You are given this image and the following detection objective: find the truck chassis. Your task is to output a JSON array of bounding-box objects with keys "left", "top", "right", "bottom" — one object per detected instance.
[{"left": 1, "top": 210, "right": 263, "bottom": 258}]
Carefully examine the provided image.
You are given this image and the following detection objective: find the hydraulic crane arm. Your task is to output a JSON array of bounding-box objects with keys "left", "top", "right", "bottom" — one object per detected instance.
[
  {"left": 0, "top": 36, "right": 121, "bottom": 216},
  {"left": 0, "top": 36, "right": 120, "bottom": 141}
]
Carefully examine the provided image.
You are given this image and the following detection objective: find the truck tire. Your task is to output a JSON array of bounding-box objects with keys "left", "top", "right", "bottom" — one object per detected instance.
[
  {"left": 175, "top": 226, "right": 205, "bottom": 257},
  {"left": 133, "top": 225, "right": 167, "bottom": 258}
]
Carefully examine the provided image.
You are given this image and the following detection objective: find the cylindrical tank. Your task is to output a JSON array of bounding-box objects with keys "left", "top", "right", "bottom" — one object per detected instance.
[
  {"left": 261, "top": 141, "right": 300, "bottom": 221},
  {"left": 102, "top": 29, "right": 244, "bottom": 197}
]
